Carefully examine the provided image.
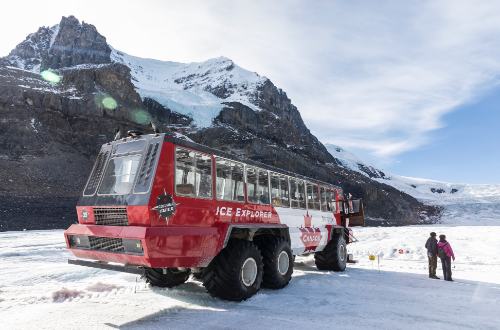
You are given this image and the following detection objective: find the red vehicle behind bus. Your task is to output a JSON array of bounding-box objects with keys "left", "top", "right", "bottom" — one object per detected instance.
[{"left": 64, "top": 132, "right": 364, "bottom": 300}]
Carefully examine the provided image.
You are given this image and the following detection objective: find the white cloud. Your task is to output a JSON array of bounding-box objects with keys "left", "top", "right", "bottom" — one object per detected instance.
[
  {"left": 2, "top": 0, "right": 500, "bottom": 163},
  {"left": 293, "top": 1, "right": 500, "bottom": 160}
]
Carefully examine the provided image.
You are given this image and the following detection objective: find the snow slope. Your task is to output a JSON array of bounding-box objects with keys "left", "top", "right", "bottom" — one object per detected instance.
[
  {"left": 325, "top": 143, "right": 387, "bottom": 179},
  {"left": 111, "top": 49, "right": 267, "bottom": 127},
  {"left": 375, "top": 174, "right": 500, "bottom": 204},
  {"left": 326, "top": 144, "right": 500, "bottom": 225},
  {"left": 1, "top": 227, "right": 499, "bottom": 329}
]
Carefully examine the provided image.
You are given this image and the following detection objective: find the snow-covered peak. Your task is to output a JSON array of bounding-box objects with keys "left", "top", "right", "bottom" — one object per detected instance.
[
  {"left": 174, "top": 56, "right": 264, "bottom": 97},
  {"left": 325, "top": 143, "right": 387, "bottom": 179},
  {"left": 2, "top": 15, "right": 111, "bottom": 72},
  {"left": 325, "top": 143, "right": 500, "bottom": 205},
  {"left": 111, "top": 48, "right": 267, "bottom": 127},
  {"left": 4, "top": 24, "right": 59, "bottom": 72}
]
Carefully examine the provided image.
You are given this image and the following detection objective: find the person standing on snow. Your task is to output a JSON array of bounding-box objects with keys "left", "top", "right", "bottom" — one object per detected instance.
[
  {"left": 437, "top": 234, "right": 455, "bottom": 281},
  {"left": 425, "top": 232, "right": 439, "bottom": 279}
]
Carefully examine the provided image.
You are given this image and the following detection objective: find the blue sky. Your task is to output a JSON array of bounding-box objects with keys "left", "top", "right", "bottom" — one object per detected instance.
[
  {"left": 386, "top": 87, "right": 500, "bottom": 183},
  {"left": 0, "top": 0, "right": 499, "bottom": 183}
]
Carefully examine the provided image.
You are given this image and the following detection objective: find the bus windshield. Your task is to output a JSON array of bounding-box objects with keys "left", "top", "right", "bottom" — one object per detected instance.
[{"left": 98, "top": 154, "right": 142, "bottom": 195}]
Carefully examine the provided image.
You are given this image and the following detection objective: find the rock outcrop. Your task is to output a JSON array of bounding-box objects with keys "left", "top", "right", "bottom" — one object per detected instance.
[{"left": 1, "top": 16, "right": 111, "bottom": 71}]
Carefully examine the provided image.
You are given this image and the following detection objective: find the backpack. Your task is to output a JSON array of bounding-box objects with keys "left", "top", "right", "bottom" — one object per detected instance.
[{"left": 438, "top": 244, "right": 447, "bottom": 259}]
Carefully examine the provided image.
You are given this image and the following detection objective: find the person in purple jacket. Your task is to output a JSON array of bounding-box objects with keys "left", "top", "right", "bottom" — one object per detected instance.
[{"left": 437, "top": 234, "right": 455, "bottom": 281}]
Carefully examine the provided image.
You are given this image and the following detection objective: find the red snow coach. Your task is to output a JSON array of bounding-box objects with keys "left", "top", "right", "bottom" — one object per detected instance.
[{"left": 64, "top": 131, "right": 364, "bottom": 301}]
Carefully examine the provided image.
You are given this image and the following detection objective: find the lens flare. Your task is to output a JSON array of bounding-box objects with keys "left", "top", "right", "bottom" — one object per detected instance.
[
  {"left": 132, "top": 109, "right": 151, "bottom": 125},
  {"left": 101, "top": 96, "right": 118, "bottom": 110},
  {"left": 40, "top": 70, "right": 61, "bottom": 84}
]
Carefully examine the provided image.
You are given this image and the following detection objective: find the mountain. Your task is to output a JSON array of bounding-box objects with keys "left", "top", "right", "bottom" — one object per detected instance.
[
  {"left": 2, "top": 16, "right": 111, "bottom": 71},
  {"left": 112, "top": 51, "right": 266, "bottom": 128},
  {"left": 0, "top": 16, "right": 440, "bottom": 231},
  {"left": 325, "top": 144, "right": 388, "bottom": 179},
  {"left": 325, "top": 144, "right": 500, "bottom": 225}
]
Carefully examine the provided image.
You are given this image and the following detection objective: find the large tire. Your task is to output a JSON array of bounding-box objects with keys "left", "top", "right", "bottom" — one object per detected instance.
[
  {"left": 255, "top": 236, "right": 293, "bottom": 289},
  {"left": 202, "top": 239, "right": 263, "bottom": 301},
  {"left": 314, "top": 235, "right": 347, "bottom": 271},
  {"left": 145, "top": 268, "right": 190, "bottom": 288},
  {"left": 192, "top": 270, "right": 205, "bottom": 281}
]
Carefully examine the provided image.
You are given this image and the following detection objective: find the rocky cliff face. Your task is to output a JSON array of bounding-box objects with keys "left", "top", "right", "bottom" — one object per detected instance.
[
  {"left": 2, "top": 16, "right": 111, "bottom": 71},
  {"left": 0, "top": 16, "right": 440, "bottom": 231}
]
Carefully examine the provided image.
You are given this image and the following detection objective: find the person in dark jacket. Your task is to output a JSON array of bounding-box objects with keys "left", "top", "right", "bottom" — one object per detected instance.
[
  {"left": 425, "top": 232, "right": 439, "bottom": 279},
  {"left": 437, "top": 234, "right": 455, "bottom": 281}
]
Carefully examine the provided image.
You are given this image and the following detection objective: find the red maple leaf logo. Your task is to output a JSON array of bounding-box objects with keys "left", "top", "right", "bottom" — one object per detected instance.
[{"left": 300, "top": 213, "right": 322, "bottom": 252}]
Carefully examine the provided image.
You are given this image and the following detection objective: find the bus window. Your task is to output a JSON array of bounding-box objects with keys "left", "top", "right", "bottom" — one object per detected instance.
[
  {"left": 175, "top": 148, "right": 196, "bottom": 196},
  {"left": 307, "top": 183, "right": 320, "bottom": 210},
  {"left": 233, "top": 163, "right": 245, "bottom": 201},
  {"left": 297, "top": 180, "right": 306, "bottom": 209},
  {"left": 326, "top": 189, "right": 336, "bottom": 212},
  {"left": 195, "top": 153, "right": 212, "bottom": 198},
  {"left": 175, "top": 147, "right": 212, "bottom": 198},
  {"left": 291, "top": 179, "right": 306, "bottom": 209},
  {"left": 215, "top": 157, "right": 244, "bottom": 202},
  {"left": 290, "top": 179, "right": 299, "bottom": 208},
  {"left": 246, "top": 166, "right": 258, "bottom": 203},
  {"left": 270, "top": 173, "right": 281, "bottom": 206},
  {"left": 279, "top": 176, "right": 290, "bottom": 207},
  {"left": 257, "top": 169, "right": 270, "bottom": 204},
  {"left": 320, "top": 186, "right": 329, "bottom": 211},
  {"left": 271, "top": 173, "right": 290, "bottom": 207}
]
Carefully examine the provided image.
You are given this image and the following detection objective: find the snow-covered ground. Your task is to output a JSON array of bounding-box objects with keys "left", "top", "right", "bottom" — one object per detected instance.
[{"left": 1, "top": 226, "right": 499, "bottom": 330}]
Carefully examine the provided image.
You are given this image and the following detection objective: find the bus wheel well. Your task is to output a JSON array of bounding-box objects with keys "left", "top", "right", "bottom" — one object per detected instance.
[
  {"left": 227, "top": 227, "right": 290, "bottom": 245},
  {"left": 330, "top": 227, "right": 349, "bottom": 244}
]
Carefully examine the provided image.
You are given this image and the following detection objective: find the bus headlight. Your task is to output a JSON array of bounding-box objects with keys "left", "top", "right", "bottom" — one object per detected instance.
[
  {"left": 69, "top": 235, "right": 90, "bottom": 249},
  {"left": 123, "top": 239, "right": 143, "bottom": 254}
]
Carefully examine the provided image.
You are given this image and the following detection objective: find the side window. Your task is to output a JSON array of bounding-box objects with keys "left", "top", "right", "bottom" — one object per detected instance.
[
  {"left": 326, "top": 189, "right": 337, "bottom": 212},
  {"left": 331, "top": 189, "right": 338, "bottom": 212},
  {"left": 246, "top": 166, "right": 258, "bottom": 203},
  {"left": 291, "top": 179, "right": 306, "bottom": 209},
  {"left": 320, "top": 187, "right": 329, "bottom": 211},
  {"left": 233, "top": 165, "right": 245, "bottom": 201},
  {"left": 271, "top": 173, "right": 288, "bottom": 207},
  {"left": 195, "top": 153, "right": 212, "bottom": 198},
  {"left": 257, "top": 169, "right": 270, "bottom": 204},
  {"left": 175, "top": 148, "right": 196, "bottom": 196},
  {"left": 279, "top": 176, "right": 290, "bottom": 207},
  {"left": 215, "top": 157, "right": 244, "bottom": 201},
  {"left": 290, "top": 179, "right": 299, "bottom": 208},
  {"left": 270, "top": 173, "right": 281, "bottom": 206},
  {"left": 246, "top": 167, "right": 270, "bottom": 204},
  {"left": 297, "top": 180, "right": 306, "bottom": 209},
  {"left": 175, "top": 147, "right": 212, "bottom": 198},
  {"left": 307, "top": 183, "right": 320, "bottom": 210}
]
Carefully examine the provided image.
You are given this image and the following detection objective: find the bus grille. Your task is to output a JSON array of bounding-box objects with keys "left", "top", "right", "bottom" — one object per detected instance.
[
  {"left": 94, "top": 207, "right": 128, "bottom": 226},
  {"left": 88, "top": 236, "right": 125, "bottom": 253}
]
